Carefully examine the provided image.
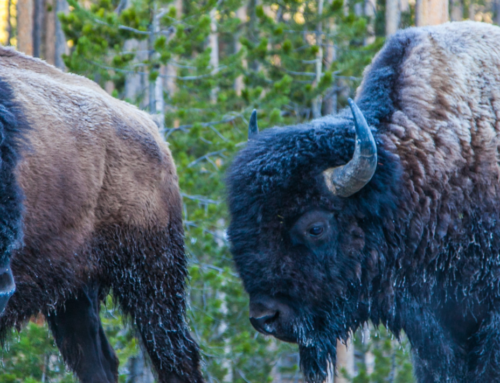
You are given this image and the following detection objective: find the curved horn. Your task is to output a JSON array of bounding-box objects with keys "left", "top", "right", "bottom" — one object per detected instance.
[
  {"left": 322, "top": 99, "right": 377, "bottom": 197},
  {"left": 248, "top": 109, "right": 259, "bottom": 139}
]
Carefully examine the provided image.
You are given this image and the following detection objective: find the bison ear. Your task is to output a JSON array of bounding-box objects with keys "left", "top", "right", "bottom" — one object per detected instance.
[
  {"left": 322, "top": 98, "right": 377, "bottom": 197},
  {"left": 248, "top": 109, "right": 259, "bottom": 140}
]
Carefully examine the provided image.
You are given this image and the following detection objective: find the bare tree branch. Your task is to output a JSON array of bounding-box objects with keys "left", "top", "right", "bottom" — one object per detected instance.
[
  {"left": 181, "top": 193, "right": 220, "bottom": 205},
  {"left": 188, "top": 150, "right": 227, "bottom": 168}
]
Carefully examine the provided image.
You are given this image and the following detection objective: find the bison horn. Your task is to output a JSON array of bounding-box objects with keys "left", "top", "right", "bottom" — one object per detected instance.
[
  {"left": 248, "top": 109, "right": 259, "bottom": 139},
  {"left": 322, "top": 99, "right": 377, "bottom": 197}
]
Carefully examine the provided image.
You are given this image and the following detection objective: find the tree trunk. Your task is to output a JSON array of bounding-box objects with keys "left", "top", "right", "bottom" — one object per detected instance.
[
  {"left": 164, "top": 0, "right": 182, "bottom": 100},
  {"left": 234, "top": 5, "right": 246, "bottom": 96},
  {"left": 496, "top": 0, "right": 500, "bottom": 25},
  {"left": 468, "top": 1, "right": 475, "bottom": 20},
  {"left": 209, "top": 7, "right": 219, "bottom": 104},
  {"left": 154, "top": 65, "right": 165, "bottom": 132},
  {"left": 415, "top": 0, "right": 448, "bottom": 26},
  {"left": 385, "top": 0, "right": 400, "bottom": 36},
  {"left": 55, "top": 0, "right": 68, "bottom": 69},
  {"left": 148, "top": 12, "right": 157, "bottom": 114},
  {"left": 127, "top": 348, "right": 155, "bottom": 383},
  {"left": 6, "top": 0, "right": 13, "bottom": 45},
  {"left": 450, "top": 0, "right": 463, "bottom": 21},
  {"left": 17, "top": 0, "right": 34, "bottom": 55},
  {"left": 322, "top": 0, "right": 337, "bottom": 115},
  {"left": 323, "top": 41, "right": 336, "bottom": 115},
  {"left": 335, "top": 339, "right": 355, "bottom": 383},
  {"left": 122, "top": 0, "right": 146, "bottom": 104},
  {"left": 124, "top": 40, "right": 141, "bottom": 102},
  {"left": 248, "top": 0, "right": 259, "bottom": 72},
  {"left": 33, "top": 0, "right": 44, "bottom": 57},
  {"left": 400, "top": 0, "right": 409, "bottom": 12},
  {"left": 312, "top": 0, "right": 324, "bottom": 119},
  {"left": 44, "top": 0, "right": 56, "bottom": 64},
  {"left": 146, "top": 7, "right": 165, "bottom": 131},
  {"left": 365, "top": 0, "right": 376, "bottom": 44}
]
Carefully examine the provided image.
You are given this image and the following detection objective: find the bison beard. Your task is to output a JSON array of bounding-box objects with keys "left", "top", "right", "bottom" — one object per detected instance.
[{"left": 227, "top": 21, "right": 500, "bottom": 382}]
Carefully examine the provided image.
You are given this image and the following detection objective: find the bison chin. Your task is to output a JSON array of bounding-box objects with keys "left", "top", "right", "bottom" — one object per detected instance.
[
  {"left": 294, "top": 315, "right": 341, "bottom": 383},
  {"left": 299, "top": 338, "right": 336, "bottom": 383}
]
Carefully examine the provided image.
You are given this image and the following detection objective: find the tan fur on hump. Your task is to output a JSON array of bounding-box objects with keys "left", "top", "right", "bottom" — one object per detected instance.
[
  {"left": 0, "top": 46, "right": 180, "bottom": 264},
  {"left": 372, "top": 22, "right": 500, "bottom": 207}
]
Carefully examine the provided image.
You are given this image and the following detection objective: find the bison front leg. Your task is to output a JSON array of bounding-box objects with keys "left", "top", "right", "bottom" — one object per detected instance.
[
  {"left": 398, "top": 298, "right": 465, "bottom": 383},
  {"left": 110, "top": 227, "right": 204, "bottom": 383}
]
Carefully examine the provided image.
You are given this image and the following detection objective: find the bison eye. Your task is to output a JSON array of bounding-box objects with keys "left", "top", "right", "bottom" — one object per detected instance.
[
  {"left": 290, "top": 210, "right": 334, "bottom": 246},
  {"left": 308, "top": 225, "right": 324, "bottom": 237}
]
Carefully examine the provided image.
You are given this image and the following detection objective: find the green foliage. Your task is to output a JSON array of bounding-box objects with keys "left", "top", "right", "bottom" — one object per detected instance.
[{"left": 0, "top": 321, "right": 76, "bottom": 382}]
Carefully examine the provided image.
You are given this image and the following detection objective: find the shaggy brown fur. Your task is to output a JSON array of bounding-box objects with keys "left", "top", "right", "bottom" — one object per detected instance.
[
  {"left": 227, "top": 21, "right": 500, "bottom": 382},
  {"left": 0, "top": 47, "right": 203, "bottom": 383}
]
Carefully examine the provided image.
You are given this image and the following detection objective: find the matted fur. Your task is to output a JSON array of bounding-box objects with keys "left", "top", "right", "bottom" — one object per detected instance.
[
  {"left": 227, "top": 21, "right": 500, "bottom": 382},
  {"left": 0, "top": 47, "right": 202, "bottom": 382}
]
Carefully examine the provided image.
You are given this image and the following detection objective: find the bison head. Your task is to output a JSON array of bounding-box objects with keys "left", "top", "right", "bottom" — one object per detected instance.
[{"left": 227, "top": 101, "right": 401, "bottom": 383}]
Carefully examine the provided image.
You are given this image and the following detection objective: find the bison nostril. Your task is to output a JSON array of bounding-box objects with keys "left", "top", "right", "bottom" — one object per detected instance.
[{"left": 250, "top": 311, "right": 279, "bottom": 335}]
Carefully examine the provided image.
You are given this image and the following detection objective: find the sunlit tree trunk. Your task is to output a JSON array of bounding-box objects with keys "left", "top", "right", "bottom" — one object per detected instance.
[
  {"left": 468, "top": 0, "right": 475, "bottom": 20},
  {"left": 415, "top": 0, "right": 448, "bottom": 26},
  {"left": 148, "top": 14, "right": 156, "bottom": 113},
  {"left": 122, "top": 0, "right": 144, "bottom": 104},
  {"left": 155, "top": 65, "right": 165, "bottom": 132},
  {"left": 127, "top": 348, "right": 155, "bottom": 383},
  {"left": 312, "top": 0, "right": 324, "bottom": 119},
  {"left": 323, "top": 41, "right": 336, "bottom": 115},
  {"left": 335, "top": 339, "right": 355, "bottom": 383},
  {"left": 17, "top": 0, "right": 34, "bottom": 55},
  {"left": 44, "top": 0, "right": 56, "bottom": 64},
  {"left": 400, "top": 0, "right": 409, "bottom": 13},
  {"left": 323, "top": 0, "right": 336, "bottom": 116},
  {"left": 209, "top": 7, "right": 219, "bottom": 104},
  {"left": 147, "top": 6, "right": 165, "bottom": 131},
  {"left": 365, "top": 0, "right": 376, "bottom": 44},
  {"left": 164, "top": 0, "right": 182, "bottom": 100},
  {"left": 451, "top": 0, "right": 463, "bottom": 21},
  {"left": 124, "top": 39, "right": 143, "bottom": 102},
  {"left": 6, "top": 0, "right": 13, "bottom": 45},
  {"left": 234, "top": 5, "right": 246, "bottom": 96},
  {"left": 495, "top": 0, "right": 500, "bottom": 25},
  {"left": 248, "top": 0, "right": 259, "bottom": 72},
  {"left": 385, "top": 0, "right": 400, "bottom": 35},
  {"left": 33, "top": 0, "right": 43, "bottom": 57}
]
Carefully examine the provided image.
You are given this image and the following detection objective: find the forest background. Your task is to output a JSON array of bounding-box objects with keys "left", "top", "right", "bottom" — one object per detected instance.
[{"left": 1, "top": 0, "right": 499, "bottom": 381}]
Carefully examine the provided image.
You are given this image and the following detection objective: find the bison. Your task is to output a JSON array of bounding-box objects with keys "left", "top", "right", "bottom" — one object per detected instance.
[
  {"left": 0, "top": 47, "right": 203, "bottom": 383},
  {"left": 227, "top": 21, "right": 500, "bottom": 383}
]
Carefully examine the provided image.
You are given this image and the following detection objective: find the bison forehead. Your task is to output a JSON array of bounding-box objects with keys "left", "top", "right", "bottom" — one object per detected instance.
[{"left": 228, "top": 116, "right": 357, "bottom": 209}]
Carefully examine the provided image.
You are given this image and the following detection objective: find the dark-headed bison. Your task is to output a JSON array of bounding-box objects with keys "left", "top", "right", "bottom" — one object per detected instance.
[
  {"left": 0, "top": 47, "right": 203, "bottom": 383},
  {"left": 228, "top": 21, "right": 500, "bottom": 383}
]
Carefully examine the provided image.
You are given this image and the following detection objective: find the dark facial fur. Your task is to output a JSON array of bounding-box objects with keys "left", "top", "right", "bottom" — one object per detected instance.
[{"left": 228, "top": 22, "right": 500, "bottom": 383}]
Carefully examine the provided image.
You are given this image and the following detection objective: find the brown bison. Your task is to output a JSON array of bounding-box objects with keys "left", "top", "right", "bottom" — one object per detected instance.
[
  {"left": 227, "top": 21, "right": 500, "bottom": 382},
  {"left": 0, "top": 47, "right": 203, "bottom": 383}
]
